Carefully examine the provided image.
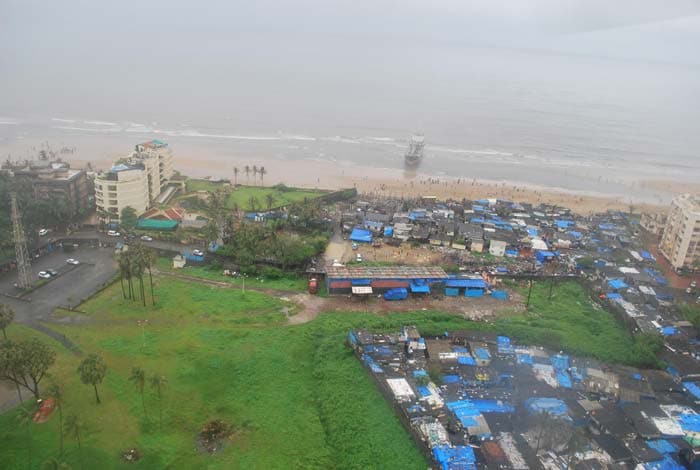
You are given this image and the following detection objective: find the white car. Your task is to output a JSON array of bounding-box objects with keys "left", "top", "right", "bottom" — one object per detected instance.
[
  {"left": 107, "top": 230, "right": 120, "bottom": 237},
  {"left": 38, "top": 228, "right": 49, "bottom": 236},
  {"left": 192, "top": 249, "right": 205, "bottom": 257},
  {"left": 140, "top": 235, "right": 153, "bottom": 242},
  {"left": 66, "top": 258, "right": 79, "bottom": 265},
  {"left": 356, "top": 253, "right": 363, "bottom": 262},
  {"left": 38, "top": 271, "right": 51, "bottom": 279}
]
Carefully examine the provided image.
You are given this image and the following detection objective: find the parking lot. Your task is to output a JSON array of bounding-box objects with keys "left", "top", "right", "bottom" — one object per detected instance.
[{"left": 0, "top": 244, "right": 118, "bottom": 324}]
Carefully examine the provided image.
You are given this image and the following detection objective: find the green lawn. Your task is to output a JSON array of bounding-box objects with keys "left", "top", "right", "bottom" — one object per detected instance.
[
  {"left": 155, "top": 257, "right": 308, "bottom": 292},
  {"left": 493, "top": 281, "right": 661, "bottom": 367},
  {"left": 185, "top": 180, "right": 326, "bottom": 211},
  {"left": 0, "top": 278, "right": 661, "bottom": 469},
  {"left": 1, "top": 278, "right": 472, "bottom": 469}
]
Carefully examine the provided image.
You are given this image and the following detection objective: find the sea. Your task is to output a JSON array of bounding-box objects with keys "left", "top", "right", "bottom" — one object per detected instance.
[{"left": 1, "top": 41, "right": 699, "bottom": 203}]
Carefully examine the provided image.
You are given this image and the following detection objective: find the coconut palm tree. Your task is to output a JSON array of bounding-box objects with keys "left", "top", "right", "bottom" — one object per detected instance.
[
  {"left": 265, "top": 194, "right": 275, "bottom": 211},
  {"left": 150, "top": 374, "right": 167, "bottom": 427},
  {"left": 46, "top": 383, "right": 65, "bottom": 457},
  {"left": 129, "top": 367, "right": 148, "bottom": 419},
  {"left": 259, "top": 166, "right": 266, "bottom": 185},
  {"left": 243, "top": 165, "right": 250, "bottom": 184},
  {"left": 233, "top": 166, "right": 239, "bottom": 185},
  {"left": 252, "top": 165, "right": 258, "bottom": 185},
  {"left": 16, "top": 404, "right": 36, "bottom": 469},
  {"left": 64, "top": 414, "right": 84, "bottom": 468}
]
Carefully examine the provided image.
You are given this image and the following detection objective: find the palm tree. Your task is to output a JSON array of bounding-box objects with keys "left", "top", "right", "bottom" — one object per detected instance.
[
  {"left": 77, "top": 354, "right": 107, "bottom": 404},
  {"left": 129, "top": 367, "right": 148, "bottom": 419},
  {"left": 259, "top": 166, "right": 266, "bottom": 185},
  {"left": 16, "top": 404, "right": 36, "bottom": 469},
  {"left": 117, "top": 254, "right": 129, "bottom": 300},
  {"left": 64, "top": 414, "right": 84, "bottom": 469},
  {"left": 248, "top": 196, "right": 259, "bottom": 212},
  {"left": 143, "top": 249, "right": 157, "bottom": 306},
  {"left": 0, "top": 303, "right": 15, "bottom": 339},
  {"left": 244, "top": 165, "right": 250, "bottom": 184},
  {"left": 150, "top": 374, "right": 167, "bottom": 427},
  {"left": 46, "top": 383, "right": 65, "bottom": 457},
  {"left": 233, "top": 166, "right": 239, "bottom": 185},
  {"left": 265, "top": 194, "right": 275, "bottom": 211},
  {"left": 252, "top": 165, "right": 258, "bottom": 185}
]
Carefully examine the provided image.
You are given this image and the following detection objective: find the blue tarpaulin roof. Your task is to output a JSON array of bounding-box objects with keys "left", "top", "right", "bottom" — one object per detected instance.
[
  {"left": 417, "top": 386, "right": 431, "bottom": 397},
  {"left": 606, "top": 292, "right": 622, "bottom": 300},
  {"left": 349, "top": 228, "right": 372, "bottom": 243},
  {"left": 471, "top": 399, "right": 515, "bottom": 413},
  {"left": 569, "top": 230, "right": 582, "bottom": 239},
  {"left": 472, "top": 205, "right": 484, "bottom": 212},
  {"left": 661, "top": 326, "right": 678, "bottom": 336},
  {"left": 410, "top": 281, "right": 430, "bottom": 293},
  {"left": 647, "top": 440, "right": 677, "bottom": 455},
  {"left": 446, "top": 279, "right": 487, "bottom": 289},
  {"left": 679, "top": 414, "right": 700, "bottom": 432},
  {"left": 525, "top": 398, "right": 568, "bottom": 416},
  {"left": 608, "top": 278, "right": 629, "bottom": 290},
  {"left": 517, "top": 353, "right": 533, "bottom": 365},
  {"left": 458, "top": 356, "right": 477, "bottom": 366},
  {"left": 526, "top": 227, "right": 538, "bottom": 237},
  {"left": 556, "top": 220, "right": 575, "bottom": 229},
  {"left": 683, "top": 382, "right": 700, "bottom": 400},
  {"left": 443, "top": 375, "right": 460, "bottom": 384},
  {"left": 384, "top": 288, "right": 408, "bottom": 300},
  {"left": 474, "top": 347, "right": 491, "bottom": 360},
  {"left": 641, "top": 250, "right": 653, "bottom": 260},
  {"left": 470, "top": 217, "right": 485, "bottom": 224},
  {"left": 432, "top": 445, "right": 477, "bottom": 470},
  {"left": 351, "top": 279, "right": 371, "bottom": 286},
  {"left": 599, "top": 223, "right": 616, "bottom": 230},
  {"left": 383, "top": 226, "right": 393, "bottom": 237}
]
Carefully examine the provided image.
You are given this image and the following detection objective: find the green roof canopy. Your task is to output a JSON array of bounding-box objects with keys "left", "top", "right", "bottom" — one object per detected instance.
[{"left": 136, "top": 219, "right": 179, "bottom": 231}]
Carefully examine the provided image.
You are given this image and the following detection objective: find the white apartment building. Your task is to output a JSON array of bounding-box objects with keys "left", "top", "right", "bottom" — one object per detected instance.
[
  {"left": 95, "top": 140, "right": 174, "bottom": 220},
  {"left": 659, "top": 194, "right": 700, "bottom": 270}
]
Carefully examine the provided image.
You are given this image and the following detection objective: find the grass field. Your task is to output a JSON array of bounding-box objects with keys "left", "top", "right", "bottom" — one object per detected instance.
[
  {"left": 0, "top": 278, "right": 661, "bottom": 469},
  {"left": 494, "top": 281, "right": 661, "bottom": 367},
  {"left": 0, "top": 277, "right": 475, "bottom": 469},
  {"left": 185, "top": 180, "right": 326, "bottom": 211},
  {"left": 155, "top": 257, "right": 308, "bottom": 292}
]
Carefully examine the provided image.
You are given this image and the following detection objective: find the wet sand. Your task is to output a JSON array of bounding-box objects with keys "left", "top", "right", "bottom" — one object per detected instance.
[{"left": 68, "top": 150, "right": 671, "bottom": 215}]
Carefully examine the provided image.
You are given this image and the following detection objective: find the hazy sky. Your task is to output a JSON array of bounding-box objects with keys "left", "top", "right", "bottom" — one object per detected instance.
[{"left": 2, "top": 0, "right": 700, "bottom": 63}]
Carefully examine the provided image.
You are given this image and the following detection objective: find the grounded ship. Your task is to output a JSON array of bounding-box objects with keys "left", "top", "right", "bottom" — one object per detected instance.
[{"left": 404, "top": 134, "right": 425, "bottom": 167}]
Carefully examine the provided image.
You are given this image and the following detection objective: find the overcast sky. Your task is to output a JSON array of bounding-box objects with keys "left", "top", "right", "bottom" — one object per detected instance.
[{"left": 2, "top": 0, "right": 699, "bottom": 64}]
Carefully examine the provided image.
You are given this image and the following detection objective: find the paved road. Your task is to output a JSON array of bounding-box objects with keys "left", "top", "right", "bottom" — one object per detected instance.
[
  {"left": 64, "top": 230, "right": 200, "bottom": 254},
  {"left": 0, "top": 245, "right": 118, "bottom": 325}
]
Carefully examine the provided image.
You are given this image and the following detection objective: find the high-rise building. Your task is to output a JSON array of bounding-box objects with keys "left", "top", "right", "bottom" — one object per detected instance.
[
  {"left": 659, "top": 194, "right": 700, "bottom": 270},
  {"left": 95, "top": 140, "right": 174, "bottom": 220},
  {"left": 1, "top": 160, "right": 91, "bottom": 217}
]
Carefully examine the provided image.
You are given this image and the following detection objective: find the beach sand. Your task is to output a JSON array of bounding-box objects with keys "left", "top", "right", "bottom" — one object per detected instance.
[{"left": 67, "top": 149, "right": 673, "bottom": 216}]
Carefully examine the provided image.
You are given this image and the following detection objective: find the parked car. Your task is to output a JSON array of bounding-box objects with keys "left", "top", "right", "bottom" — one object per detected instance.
[
  {"left": 66, "top": 258, "right": 79, "bottom": 265},
  {"left": 192, "top": 249, "right": 204, "bottom": 257},
  {"left": 38, "top": 228, "right": 49, "bottom": 236},
  {"left": 140, "top": 235, "right": 153, "bottom": 242},
  {"left": 107, "top": 230, "right": 120, "bottom": 237},
  {"left": 47, "top": 269, "right": 58, "bottom": 276},
  {"left": 38, "top": 271, "right": 51, "bottom": 279},
  {"left": 351, "top": 243, "right": 358, "bottom": 250},
  {"left": 355, "top": 253, "right": 363, "bottom": 262}
]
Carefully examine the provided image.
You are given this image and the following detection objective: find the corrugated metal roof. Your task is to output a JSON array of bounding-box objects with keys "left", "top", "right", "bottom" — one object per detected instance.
[{"left": 326, "top": 265, "right": 449, "bottom": 280}]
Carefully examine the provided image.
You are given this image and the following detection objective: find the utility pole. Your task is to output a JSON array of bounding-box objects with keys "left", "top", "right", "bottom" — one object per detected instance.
[{"left": 10, "top": 192, "right": 31, "bottom": 289}]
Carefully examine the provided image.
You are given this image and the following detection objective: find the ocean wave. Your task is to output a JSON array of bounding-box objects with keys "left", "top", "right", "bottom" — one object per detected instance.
[
  {"left": 51, "top": 118, "right": 76, "bottom": 123},
  {"left": 177, "top": 129, "right": 281, "bottom": 141},
  {"left": 52, "top": 125, "right": 121, "bottom": 133},
  {"left": 84, "top": 120, "right": 118, "bottom": 126},
  {"left": 0, "top": 120, "right": 19, "bottom": 125},
  {"left": 321, "top": 136, "right": 361, "bottom": 144},
  {"left": 280, "top": 134, "right": 316, "bottom": 142}
]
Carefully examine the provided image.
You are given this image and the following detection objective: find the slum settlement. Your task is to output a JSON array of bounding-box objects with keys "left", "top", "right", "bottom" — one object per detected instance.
[{"left": 350, "top": 327, "right": 700, "bottom": 470}]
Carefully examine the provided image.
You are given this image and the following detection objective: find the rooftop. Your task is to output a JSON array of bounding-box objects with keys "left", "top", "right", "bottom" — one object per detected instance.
[{"left": 326, "top": 265, "right": 449, "bottom": 280}]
